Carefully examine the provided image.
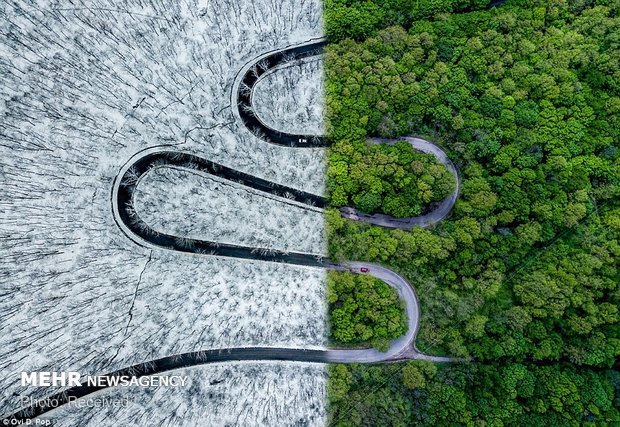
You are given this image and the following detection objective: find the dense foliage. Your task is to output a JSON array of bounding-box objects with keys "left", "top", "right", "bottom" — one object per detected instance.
[
  {"left": 325, "top": 0, "right": 620, "bottom": 424},
  {"left": 328, "top": 140, "right": 455, "bottom": 217},
  {"left": 328, "top": 271, "right": 408, "bottom": 350},
  {"left": 329, "top": 362, "right": 619, "bottom": 426},
  {"left": 325, "top": 0, "right": 493, "bottom": 41}
]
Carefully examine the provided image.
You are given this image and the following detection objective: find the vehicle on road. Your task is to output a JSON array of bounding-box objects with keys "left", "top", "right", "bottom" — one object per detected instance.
[{"left": 360, "top": 267, "right": 369, "bottom": 273}]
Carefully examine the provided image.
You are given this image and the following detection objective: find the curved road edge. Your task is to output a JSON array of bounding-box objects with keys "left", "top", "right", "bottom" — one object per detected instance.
[
  {"left": 233, "top": 38, "right": 327, "bottom": 148},
  {"left": 4, "top": 338, "right": 458, "bottom": 421},
  {"left": 235, "top": 41, "right": 460, "bottom": 229},
  {"left": 339, "top": 137, "right": 460, "bottom": 229},
  {"left": 111, "top": 146, "right": 330, "bottom": 268}
]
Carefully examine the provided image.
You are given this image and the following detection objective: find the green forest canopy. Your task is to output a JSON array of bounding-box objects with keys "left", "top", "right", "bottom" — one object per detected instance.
[
  {"left": 328, "top": 271, "right": 408, "bottom": 350},
  {"left": 328, "top": 140, "right": 456, "bottom": 217},
  {"left": 325, "top": 0, "right": 620, "bottom": 424}
]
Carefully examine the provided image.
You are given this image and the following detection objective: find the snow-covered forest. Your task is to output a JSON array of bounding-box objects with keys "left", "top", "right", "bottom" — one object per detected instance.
[
  {"left": 253, "top": 57, "right": 325, "bottom": 136},
  {"left": 0, "top": 0, "right": 327, "bottom": 421},
  {"left": 134, "top": 166, "right": 326, "bottom": 254},
  {"left": 42, "top": 364, "right": 327, "bottom": 427}
]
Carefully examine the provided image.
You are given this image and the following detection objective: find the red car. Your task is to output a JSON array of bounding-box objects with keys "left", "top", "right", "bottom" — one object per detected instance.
[{"left": 360, "top": 267, "right": 369, "bottom": 273}]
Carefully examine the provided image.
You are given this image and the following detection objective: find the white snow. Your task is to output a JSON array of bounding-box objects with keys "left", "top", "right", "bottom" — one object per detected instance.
[
  {"left": 253, "top": 57, "right": 325, "bottom": 136},
  {"left": 134, "top": 166, "right": 326, "bottom": 255},
  {"left": 43, "top": 363, "right": 327, "bottom": 427}
]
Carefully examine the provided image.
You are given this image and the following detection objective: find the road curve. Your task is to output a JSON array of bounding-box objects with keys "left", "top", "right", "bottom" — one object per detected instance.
[
  {"left": 339, "top": 137, "right": 460, "bottom": 229},
  {"left": 5, "top": 41, "right": 459, "bottom": 422},
  {"left": 111, "top": 147, "right": 330, "bottom": 268},
  {"left": 233, "top": 39, "right": 327, "bottom": 148},
  {"left": 5, "top": 265, "right": 449, "bottom": 420},
  {"left": 235, "top": 40, "right": 459, "bottom": 229}
]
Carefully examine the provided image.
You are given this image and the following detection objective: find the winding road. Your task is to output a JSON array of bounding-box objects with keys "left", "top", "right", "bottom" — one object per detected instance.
[{"left": 7, "top": 40, "right": 459, "bottom": 420}]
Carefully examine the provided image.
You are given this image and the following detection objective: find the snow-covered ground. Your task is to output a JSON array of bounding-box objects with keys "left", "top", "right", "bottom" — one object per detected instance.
[
  {"left": 42, "top": 363, "right": 327, "bottom": 427},
  {"left": 134, "top": 166, "right": 326, "bottom": 255},
  {"left": 253, "top": 57, "right": 325, "bottom": 136},
  {"left": 0, "top": 0, "right": 326, "bottom": 420}
]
